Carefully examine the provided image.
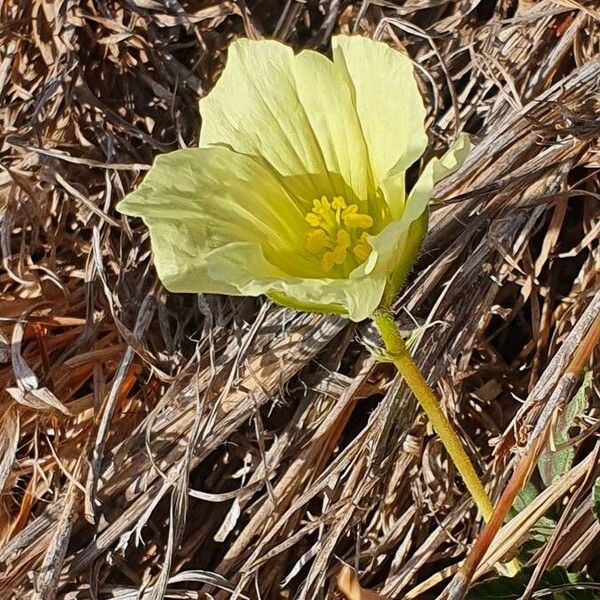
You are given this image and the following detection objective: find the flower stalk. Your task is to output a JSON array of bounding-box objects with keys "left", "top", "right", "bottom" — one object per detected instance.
[{"left": 372, "top": 307, "right": 494, "bottom": 522}]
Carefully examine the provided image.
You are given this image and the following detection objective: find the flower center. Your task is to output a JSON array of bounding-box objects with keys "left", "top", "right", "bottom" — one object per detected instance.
[{"left": 304, "top": 196, "right": 373, "bottom": 274}]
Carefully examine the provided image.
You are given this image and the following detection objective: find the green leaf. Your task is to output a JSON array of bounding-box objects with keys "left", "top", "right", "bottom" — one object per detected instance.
[
  {"left": 593, "top": 476, "right": 600, "bottom": 523},
  {"left": 508, "top": 482, "right": 556, "bottom": 540},
  {"left": 466, "top": 566, "right": 596, "bottom": 599},
  {"left": 506, "top": 482, "right": 555, "bottom": 561},
  {"left": 538, "top": 370, "right": 592, "bottom": 486}
]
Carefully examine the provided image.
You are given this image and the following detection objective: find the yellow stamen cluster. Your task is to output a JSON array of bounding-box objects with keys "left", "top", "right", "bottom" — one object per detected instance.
[{"left": 305, "top": 196, "right": 373, "bottom": 273}]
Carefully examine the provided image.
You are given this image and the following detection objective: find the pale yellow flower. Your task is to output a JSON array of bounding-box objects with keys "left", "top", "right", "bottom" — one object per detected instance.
[{"left": 117, "top": 36, "right": 469, "bottom": 321}]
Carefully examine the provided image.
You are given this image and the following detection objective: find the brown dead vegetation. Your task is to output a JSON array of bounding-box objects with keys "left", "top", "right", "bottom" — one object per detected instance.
[{"left": 0, "top": 1, "right": 599, "bottom": 599}]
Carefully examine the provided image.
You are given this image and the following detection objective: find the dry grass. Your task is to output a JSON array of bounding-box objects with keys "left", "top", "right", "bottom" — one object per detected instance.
[{"left": 1, "top": 1, "right": 599, "bottom": 599}]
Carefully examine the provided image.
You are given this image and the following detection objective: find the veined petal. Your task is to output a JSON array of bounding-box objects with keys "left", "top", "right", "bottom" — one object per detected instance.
[
  {"left": 353, "top": 134, "right": 471, "bottom": 304},
  {"left": 175, "top": 238, "right": 386, "bottom": 321},
  {"left": 379, "top": 171, "right": 406, "bottom": 221},
  {"left": 199, "top": 38, "right": 373, "bottom": 207},
  {"left": 403, "top": 133, "right": 470, "bottom": 224},
  {"left": 163, "top": 238, "right": 386, "bottom": 322},
  {"left": 116, "top": 146, "right": 321, "bottom": 292},
  {"left": 331, "top": 36, "right": 428, "bottom": 189},
  {"left": 267, "top": 276, "right": 386, "bottom": 322}
]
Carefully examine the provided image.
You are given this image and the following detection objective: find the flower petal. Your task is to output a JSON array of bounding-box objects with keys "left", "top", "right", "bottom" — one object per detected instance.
[
  {"left": 331, "top": 35, "right": 428, "bottom": 186},
  {"left": 200, "top": 242, "right": 386, "bottom": 321},
  {"left": 267, "top": 276, "right": 386, "bottom": 322},
  {"left": 199, "top": 38, "right": 373, "bottom": 207},
  {"left": 117, "top": 146, "right": 321, "bottom": 292},
  {"left": 117, "top": 144, "right": 389, "bottom": 321},
  {"left": 359, "top": 134, "right": 471, "bottom": 303},
  {"left": 403, "top": 132, "right": 470, "bottom": 224}
]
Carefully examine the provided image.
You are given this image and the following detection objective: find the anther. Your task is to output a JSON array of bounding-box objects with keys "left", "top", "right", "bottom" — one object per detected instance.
[
  {"left": 353, "top": 232, "right": 372, "bottom": 262},
  {"left": 306, "top": 229, "right": 328, "bottom": 253},
  {"left": 305, "top": 196, "right": 373, "bottom": 273},
  {"left": 305, "top": 213, "right": 321, "bottom": 227}
]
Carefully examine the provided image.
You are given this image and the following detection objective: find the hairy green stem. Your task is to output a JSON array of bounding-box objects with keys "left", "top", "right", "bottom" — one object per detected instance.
[{"left": 372, "top": 308, "right": 494, "bottom": 522}]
